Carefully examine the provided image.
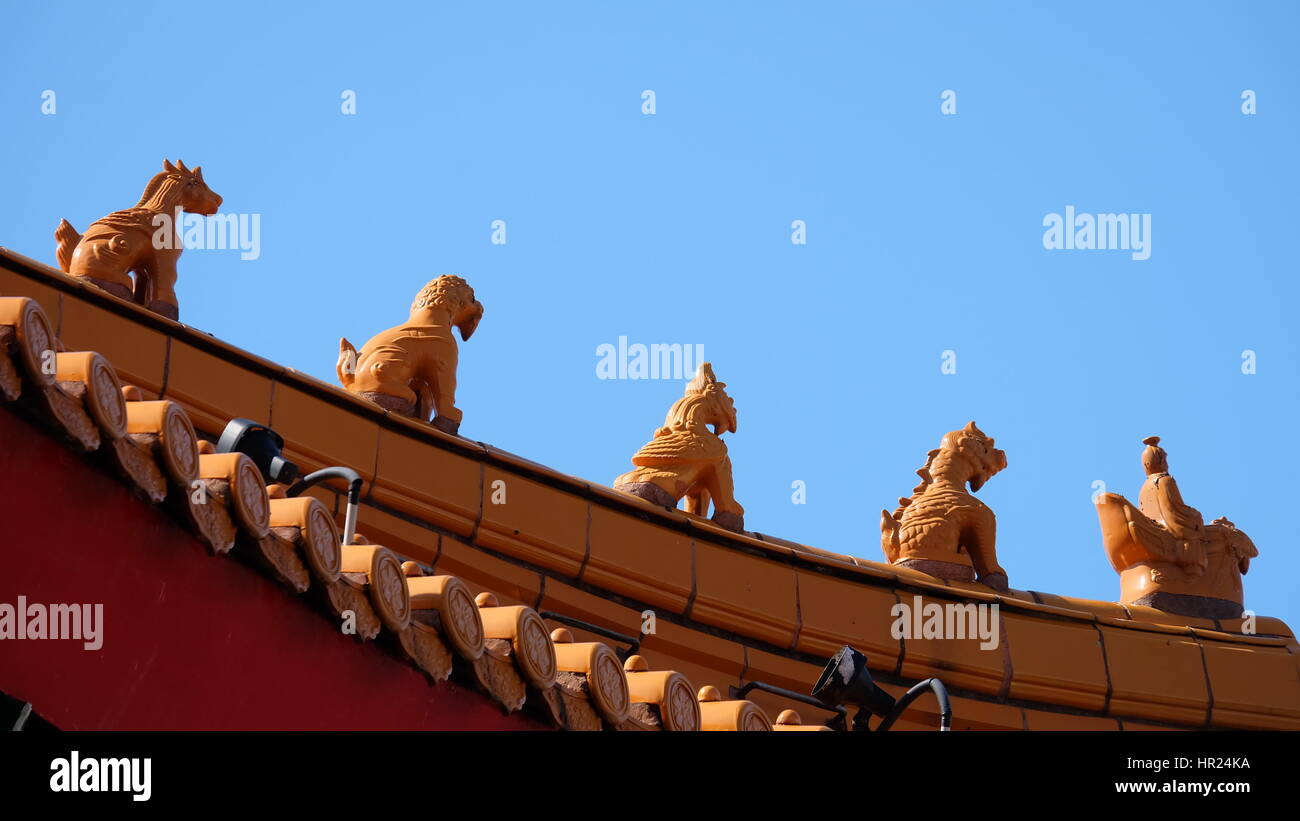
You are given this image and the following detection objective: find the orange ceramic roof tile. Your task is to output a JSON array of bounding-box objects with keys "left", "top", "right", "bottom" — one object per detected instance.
[
  {"left": 475, "top": 466, "right": 587, "bottom": 576},
  {"left": 582, "top": 506, "right": 693, "bottom": 613},
  {"left": 896, "top": 592, "right": 1011, "bottom": 696},
  {"left": 347, "top": 505, "right": 440, "bottom": 567},
  {"left": 756, "top": 533, "right": 859, "bottom": 567},
  {"left": 999, "top": 594, "right": 1096, "bottom": 621},
  {"left": 58, "top": 295, "right": 168, "bottom": 396},
  {"left": 1004, "top": 612, "right": 1110, "bottom": 712},
  {"left": 164, "top": 339, "right": 276, "bottom": 435},
  {"left": 341, "top": 541, "right": 412, "bottom": 633},
  {"left": 272, "top": 381, "right": 382, "bottom": 493},
  {"left": 689, "top": 540, "right": 799, "bottom": 649},
  {"left": 477, "top": 601, "right": 557, "bottom": 690},
  {"left": 433, "top": 535, "right": 545, "bottom": 609},
  {"left": 1123, "top": 603, "right": 1218, "bottom": 631},
  {"left": 942, "top": 579, "right": 1006, "bottom": 602},
  {"left": 0, "top": 253, "right": 64, "bottom": 332},
  {"left": 622, "top": 657, "right": 702, "bottom": 731},
  {"left": 741, "top": 647, "right": 826, "bottom": 697},
  {"left": 481, "top": 443, "right": 592, "bottom": 496},
  {"left": 5, "top": 248, "right": 1300, "bottom": 731},
  {"left": 370, "top": 425, "right": 483, "bottom": 538},
  {"left": 0, "top": 293, "right": 647, "bottom": 731},
  {"left": 1189, "top": 626, "right": 1291, "bottom": 648},
  {"left": 551, "top": 632, "right": 631, "bottom": 726},
  {"left": 1033, "top": 593, "right": 1130, "bottom": 621},
  {"left": 1219, "top": 615, "right": 1294, "bottom": 639},
  {"left": 696, "top": 685, "right": 772, "bottom": 731},
  {"left": 536, "top": 577, "right": 645, "bottom": 637},
  {"left": 793, "top": 569, "right": 902, "bottom": 670},
  {"left": 1198, "top": 639, "right": 1300, "bottom": 730},
  {"left": 772, "top": 709, "right": 834, "bottom": 731},
  {"left": 1100, "top": 624, "right": 1210, "bottom": 726},
  {"left": 536, "top": 577, "right": 749, "bottom": 684}
]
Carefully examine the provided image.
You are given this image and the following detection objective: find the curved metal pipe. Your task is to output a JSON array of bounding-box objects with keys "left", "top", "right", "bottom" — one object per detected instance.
[
  {"left": 875, "top": 677, "right": 952, "bottom": 732},
  {"left": 287, "top": 467, "right": 363, "bottom": 546}
]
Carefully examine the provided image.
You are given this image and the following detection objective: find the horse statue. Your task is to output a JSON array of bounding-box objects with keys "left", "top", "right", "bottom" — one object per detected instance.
[
  {"left": 881, "top": 421, "right": 1010, "bottom": 591},
  {"left": 613, "top": 363, "right": 745, "bottom": 532},
  {"left": 336, "top": 275, "right": 483, "bottom": 435},
  {"left": 1094, "top": 436, "right": 1257, "bottom": 618},
  {"left": 55, "top": 159, "right": 223, "bottom": 321}
]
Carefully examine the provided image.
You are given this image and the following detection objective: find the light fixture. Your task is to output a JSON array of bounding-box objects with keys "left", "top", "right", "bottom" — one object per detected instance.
[
  {"left": 812, "top": 644, "right": 952, "bottom": 731},
  {"left": 215, "top": 418, "right": 362, "bottom": 545},
  {"left": 215, "top": 418, "right": 299, "bottom": 485}
]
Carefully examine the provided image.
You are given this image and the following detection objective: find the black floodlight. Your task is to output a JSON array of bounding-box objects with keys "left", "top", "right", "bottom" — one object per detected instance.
[
  {"left": 216, "top": 418, "right": 300, "bottom": 486},
  {"left": 812, "top": 644, "right": 953, "bottom": 732},
  {"left": 813, "top": 645, "right": 897, "bottom": 729},
  {"left": 215, "top": 418, "right": 363, "bottom": 546}
]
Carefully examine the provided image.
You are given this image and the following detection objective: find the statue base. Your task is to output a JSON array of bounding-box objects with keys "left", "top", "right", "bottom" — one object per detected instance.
[
  {"left": 78, "top": 276, "right": 133, "bottom": 303},
  {"left": 358, "top": 391, "right": 417, "bottom": 418},
  {"left": 614, "top": 481, "right": 745, "bottom": 532},
  {"left": 894, "top": 558, "right": 976, "bottom": 583},
  {"left": 431, "top": 415, "right": 460, "bottom": 436},
  {"left": 145, "top": 300, "right": 179, "bottom": 321},
  {"left": 1129, "top": 592, "right": 1243, "bottom": 620},
  {"left": 614, "top": 481, "right": 676, "bottom": 509},
  {"left": 710, "top": 510, "right": 745, "bottom": 533}
]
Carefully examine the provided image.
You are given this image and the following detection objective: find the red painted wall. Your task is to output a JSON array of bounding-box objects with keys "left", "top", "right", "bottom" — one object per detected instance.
[{"left": 0, "top": 409, "right": 547, "bottom": 730}]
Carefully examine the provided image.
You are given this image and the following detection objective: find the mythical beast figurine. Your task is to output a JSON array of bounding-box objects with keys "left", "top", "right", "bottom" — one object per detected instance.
[
  {"left": 1094, "top": 436, "right": 1257, "bottom": 618},
  {"left": 881, "top": 422, "right": 1010, "bottom": 591},
  {"left": 55, "top": 159, "right": 223, "bottom": 321},
  {"left": 613, "top": 363, "right": 746, "bottom": 532},
  {"left": 337, "top": 275, "right": 484, "bottom": 435}
]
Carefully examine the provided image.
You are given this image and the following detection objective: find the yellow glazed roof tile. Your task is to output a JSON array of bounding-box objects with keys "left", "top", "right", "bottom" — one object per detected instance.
[
  {"left": 1004, "top": 612, "right": 1109, "bottom": 712},
  {"left": 582, "top": 505, "right": 693, "bottom": 614},
  {"left": 3, "top": 249, "right": 1298, "bottom": 731},
  {"left": 690, "top": 540, "right": 799, "bottom": 649},
  {"left": 1101, "top": 625, "right": 1210, "bottom": 726},
  {"left": 475, "top": 466, "right": 587, "bottom": 576}
]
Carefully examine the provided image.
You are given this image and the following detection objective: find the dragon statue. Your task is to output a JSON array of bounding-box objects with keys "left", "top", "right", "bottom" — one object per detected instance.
[
  {"left": 880, "top": 421, "right": 1010, "bottom": 591},
  {"left": 1094, "top": 436, "right": 1257, "bottom": 618},
  {"left": 613, "top": 363, "right": 745, "bottom": 532},
  {"left": 55, "top": 159, "right": 223, "bottom": 321},
  {"left": 336, "top": 275, "right": 483, "bottom": 435}
]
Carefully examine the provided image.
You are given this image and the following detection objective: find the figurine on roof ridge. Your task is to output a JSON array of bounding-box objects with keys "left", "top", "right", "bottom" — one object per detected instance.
[
  {"left": 337, "top": 275, "right": 483, "bottom": 435},
  {"left": 613, "top": 363, "right": 745, "bottom": 532},
  {"left": 881, "top": 421, "right": 1010, "bottom": 591},
  {"left": 55, "top": 159, "right": 223, "bottom": 321},
  {"left": 1094, "top": 436, "right": 1257, "bottom": 619}
]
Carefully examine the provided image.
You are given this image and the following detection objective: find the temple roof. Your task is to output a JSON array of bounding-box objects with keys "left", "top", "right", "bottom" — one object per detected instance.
[{"left": 3, "top": 246, "right": 1298, "bottom": 730}]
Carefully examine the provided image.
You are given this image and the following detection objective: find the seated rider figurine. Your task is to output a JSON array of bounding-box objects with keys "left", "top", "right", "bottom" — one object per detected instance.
[{"left": 1137, "top": 436, "right": 1207, "bottom": 577}]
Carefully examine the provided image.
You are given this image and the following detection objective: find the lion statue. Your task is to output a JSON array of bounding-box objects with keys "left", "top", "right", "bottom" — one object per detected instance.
[
  {"left": 881, "top": 421, "right": 1010, "bottom": 591},
  {"left": 55, "top": 159, "right": 223, "bottom": 321},
  {"left": 613, "top": 363, "right": 745, "bottom": 532},
  {"left": 337, "top": 275, "right": 484, "bottom": 435}
]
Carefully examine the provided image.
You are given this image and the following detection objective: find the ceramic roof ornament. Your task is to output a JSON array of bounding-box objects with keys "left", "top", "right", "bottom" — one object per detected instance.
[
  {"left": 337, "top": 275, "right": 483, "bottom": 435},
  {"left": 55, "top": 159, "right": 222, "bottom": 321},
  {"left": 613, "top": 362, "right": 745, "bottom": 532},
  {"left": 881, "top": 421, "right": 1010, "bottom": 591},
  {"left": 1095, "top": 436, "right": 1258, "bottom": 619}
]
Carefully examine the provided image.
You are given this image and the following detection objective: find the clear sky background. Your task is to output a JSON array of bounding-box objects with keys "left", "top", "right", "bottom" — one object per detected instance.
[{"left": 4, "top": 1, "right": 1297, "bottom": 627}]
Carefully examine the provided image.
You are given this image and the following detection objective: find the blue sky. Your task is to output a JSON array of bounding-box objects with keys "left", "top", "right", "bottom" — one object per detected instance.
[{"left": 4, "top": 1, "right": 1298, "bottom": 628}]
